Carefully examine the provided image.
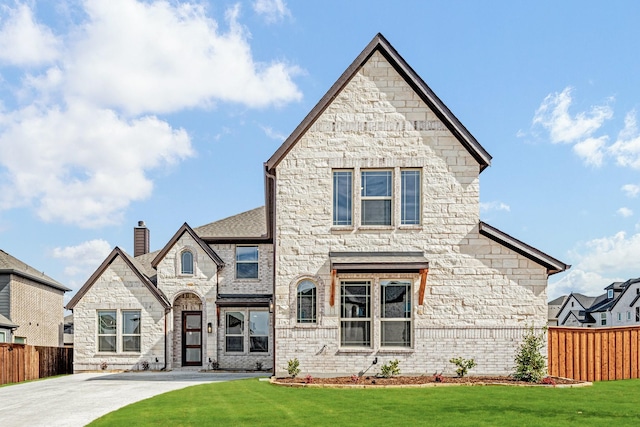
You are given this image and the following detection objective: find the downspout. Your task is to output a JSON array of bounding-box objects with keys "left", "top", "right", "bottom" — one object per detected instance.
[
  {"left": 163, "top": 307, "right": 169, "bottom": 371},
  {"left": 264, "top": 164, "right": 276, "bottom": 375}
]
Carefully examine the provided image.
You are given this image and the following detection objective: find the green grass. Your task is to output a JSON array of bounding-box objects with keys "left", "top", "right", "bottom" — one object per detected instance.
[{"left": 90, "top": 379, "right": 640, "bottom": 426}]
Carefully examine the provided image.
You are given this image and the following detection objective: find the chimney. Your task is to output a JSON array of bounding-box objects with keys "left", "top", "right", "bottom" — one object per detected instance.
[{"left": 134, "top": 221, "right": 150, "bottom": 257}]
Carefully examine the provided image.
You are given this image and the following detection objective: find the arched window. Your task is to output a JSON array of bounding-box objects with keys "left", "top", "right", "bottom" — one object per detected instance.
[
  {"left": 181, "top": 251, "right": 194, "bottom": 275},
  {"left": 297, "top": 280, "right": 317, "bottom": 323}
]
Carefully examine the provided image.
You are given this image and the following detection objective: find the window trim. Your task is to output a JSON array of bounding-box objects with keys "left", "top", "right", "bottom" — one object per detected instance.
[
  {"left": 249, "top": 311, "right": 269, "bottom": 353},
  {"left": 361, "top": 170, "right": 393, "bottom": 226},
  {"left": 601, "top": 312, "right": 607, "bottom": 326},
  {"left": 400, "top": 169, "right": 421, "bottom": 225},
  {"left": 0, "top": 331, "right": 6, "bottom": 343},
  {"left": 97, "top": 310, "right": 117, "bottom": 353},
  {"left": 235, "top": 246, "right": 259, "bottom": 279},
  {"left": 225, "top": 311, "right": 245, "bottom": 353},
  {"left": 340, "top": 280, "right": 372, "bottom": 348},
  {"left": 380, "top": 279, "right": 412, "bottom": 348},
  {"left": 333, "top": 170, "right": 353, "bottom": 226},
  {"left": 608, "top": 289, "right": 614, "bottom": 299},
  {"left": 122, "top": 310, "right": 141, "bottom": 353},
  {"left": 180, "top": 250, "right": 194, "bottom": 275}
]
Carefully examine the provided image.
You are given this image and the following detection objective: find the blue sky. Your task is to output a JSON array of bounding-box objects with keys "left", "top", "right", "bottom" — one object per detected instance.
[{"left": 1, "top": 0, "right": 639, "bottom": 304}]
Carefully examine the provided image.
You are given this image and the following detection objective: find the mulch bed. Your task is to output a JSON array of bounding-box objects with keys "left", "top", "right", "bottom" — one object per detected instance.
[{"left": 273, "top": 375, "right": 586, "bottom": 387}]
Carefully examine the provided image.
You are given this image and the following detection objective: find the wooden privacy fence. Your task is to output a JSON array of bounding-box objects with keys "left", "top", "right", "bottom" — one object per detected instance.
[
  {"left": 548, "top": 326, "right": 640, "bottom": 381},
  {"left": 0, "top": 344, "right": 73, "bottom": 385}
]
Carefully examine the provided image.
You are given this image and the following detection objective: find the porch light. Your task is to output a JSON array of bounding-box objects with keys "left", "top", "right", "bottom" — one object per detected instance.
[
  {"left": 207, "top": 322, "right": 212, "bottom": 334},
  {"left": 269, "top": 299, "right": 274, "bottom": 313}
]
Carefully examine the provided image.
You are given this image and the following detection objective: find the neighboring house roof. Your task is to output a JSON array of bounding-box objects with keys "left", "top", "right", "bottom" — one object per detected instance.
[
  {"left": 548, "top": 295, "right": 567, "bottom": 323},
  {"left": 478, "top": 222, "right": 570, "bottom": 275},
  {"left": 0, "top": 249, "right": 70, "bottom": 292},
  {"left": 66, "top": 247, "right": 170, "bottom": 310},
  {"left": 608, "top": 277, "right": 640, "bottom": 311},
  {"left": 548, "top": 295, "right": 568, "bottom": 306},
  {"left": 265, "top": 33, "right": 492, "bottom": 173},
  {"left": 151, "top": 223, "right": 225, "bottom": 269},
  {"left": 193, "top": 207, "right": 267, "bottom": 240},
  {"left": 587, "top": 293, "right": 613, "bottom": 313},
  {"left": 0, "top": 313, "right": 17, "bottom": 329}
]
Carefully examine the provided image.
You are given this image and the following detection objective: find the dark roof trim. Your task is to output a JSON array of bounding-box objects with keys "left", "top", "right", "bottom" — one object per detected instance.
[
  {"left": 630, "top": 293, "right": 640, "bottom": 308},
  {"left": 556, "top": 293, "right": 584, "bottom": 319},
  {"left": 66, "top": 247, "right": 170, "bottom": 310},
  {"left": 151, "top": 223, "right": 224, "bottom": 269},
  {"left": 479, "top": 222, "right": 570, "bottom": 275},
  {"left": 265, "top": 33, "right": 491, "bottom": 173},
  {"left": 216, "top": 294, "right": 272, "bottom": 308},
  {"left": 0, "top": 269, "right": 71, "bottom": 292},
  {"left": 330, "top": 251, "right": 429, "bottom": 273},
  {"left": 200, "top": 237, "right": 273, "bottom": 245}
]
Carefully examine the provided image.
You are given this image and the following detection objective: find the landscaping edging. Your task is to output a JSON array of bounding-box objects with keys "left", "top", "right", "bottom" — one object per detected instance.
[{"left": 270, "top": 377, "right": 593, "bottom": 389}]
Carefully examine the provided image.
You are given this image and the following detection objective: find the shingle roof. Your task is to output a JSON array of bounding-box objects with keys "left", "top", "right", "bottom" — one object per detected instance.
[
  {"left": 0, "top": 249, "right": 70, "bottom": 292},
  {"left": 193, "top": 207, "right": 267, "bottom": 239},
  {"left": 548, "top": 295, "right": 568, "bottom": 306},
  {"left": 0, "top": 313, "right": 17, "bottom": 329}
]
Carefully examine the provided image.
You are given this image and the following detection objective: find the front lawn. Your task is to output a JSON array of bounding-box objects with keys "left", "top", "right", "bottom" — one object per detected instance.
[{"left": 90, "top": 378, "right": 640, "bottom": 426}]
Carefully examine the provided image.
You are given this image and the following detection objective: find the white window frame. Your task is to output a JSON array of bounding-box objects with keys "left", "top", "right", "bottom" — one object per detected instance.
[
  {"left": 236, "top": 246, "right": 259, "bottom": 279},
  {"left": 400, "top": 170, "right": 421, "bottom": 225},
  {"left": 97, "top": 310, "right": 117, "bottom": 352},
  {"left": 296, "top": 280, "right": 317, "bottom": 324},
  {"left": 225, "top": 312, "right": 245, "bottom": 353},
  {"left": 608, "top": 289, "right": 614, "bottom": 299},
  {"left": 0, "top": 331, "right": 5, "bottom": 343},
  {"left": 361, "top": 170, "right": 393, "bottom": 226},
  {"left": 333, "top": 170, "right": 353, "bottom": 226},
  {"left": 180, "top": 250, "right": 194, "bottom": 275},
  {"left": 627, "top": 311, "right": 632, "bottom": 321},
  {"left": 122, "top": 310, "right": 141, "bottom": 353},
  {"left": 380, "top": 280, "right": 412, "bottom": 348},
  {"left": 618, "top": 312, "right": 622, "bottom": 322},
  {"left": 340, "top": 281, "right": 372, "bottom": 348},
  {"left": 249, "top": 311, "right": 269, "bottom": 353},
  {"left": 601, "top": 312, "right": 607, "bottom": 326}
]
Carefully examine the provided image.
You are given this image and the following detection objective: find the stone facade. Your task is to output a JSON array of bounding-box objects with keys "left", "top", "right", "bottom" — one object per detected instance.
[{"left": 270, "top": 45, "right": 563, "bottom": 376}]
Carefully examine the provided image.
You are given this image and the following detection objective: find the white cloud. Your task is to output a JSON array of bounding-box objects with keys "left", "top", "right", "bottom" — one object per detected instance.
[
  {"left": 622, "top": 183, "right": 640, "bottom": 198},
  {"left": 261, "top": 125, "right": 286, "bottom": 141},
  {"left": 617, "top": 207, "right": 633, "bottom": 218},
  {"left": 533, "top": 87, "right": 612, "bottom": 144},
  {"left": 0, "top": 3, "right": 60, "bottom": 66},
  {"left": 0, "top": 1, "right": 302, "bottom": 228},
  {"left": 549, "top": 230, "right": 640, "bottom": 299},
  {"left": 253, "top": 0, "right": 291, "bottom": 23},
  {"left": 479, "top": 201, "right": 510, "bottom": 213},
  {"left": 572, "top": 136, "right": 608, "bottom": 167},
  {"left": 0, "top": 101, "right": 193, "bottom": 227},
  {"left": 609, "top": 111, "right": 640, "bottom": 169},
  {"left": 52, "top": 239, "right": 112, "bottom": 287},
  {"left": 60, "top": 0, "right": 301, "bottom": 115}
]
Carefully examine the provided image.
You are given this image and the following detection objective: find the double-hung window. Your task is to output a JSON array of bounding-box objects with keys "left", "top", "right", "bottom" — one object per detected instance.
[
  {"left": 380, "top": 280, "right": 412, "bottom": 347},
  {"left": 98, "top": 310, "right": 117, "bottom": 352},
  {"left": 236, "top": 246, "right": 258, "bottom": 279},
  {"left": 333, "top": 171, "right": 353, "bottom": 226},
  {"left": 401, "top": 170, "right": 421, "bottom": 225},
  {"left": 122, "top": 311, "right": 141, "bottom": 352},
  {"left": 340, "top": 281, "right": 371, "bottom": 347},
  {"left": 226, "top": 312, "right": 244, "bottom": 352},
  {"left": 297, "top": 280, "right": 317, "bottom": 323},
  {"left": 601, "top": 313, "right": 607, "bottom": 326},
  {"left": 249, "top": 311, "right": 269, "bottom": 352},
  {"left": 361, "top": 171, "right": 392, "bottom": 225}
]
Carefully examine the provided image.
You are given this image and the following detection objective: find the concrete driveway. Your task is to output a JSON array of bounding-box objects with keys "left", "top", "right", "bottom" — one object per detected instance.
[{"left": 0, "top": 371, "right": 266, "bottom": 427}]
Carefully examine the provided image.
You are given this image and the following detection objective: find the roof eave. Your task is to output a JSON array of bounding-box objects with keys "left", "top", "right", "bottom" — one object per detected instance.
[{"left": 0, "top": 269, "right": 70, "bottom": 292}]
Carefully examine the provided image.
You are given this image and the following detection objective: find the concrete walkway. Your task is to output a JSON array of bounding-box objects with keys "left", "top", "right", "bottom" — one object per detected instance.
[{"left": 0, "top": 371, "right": 266, "bottom": 427}]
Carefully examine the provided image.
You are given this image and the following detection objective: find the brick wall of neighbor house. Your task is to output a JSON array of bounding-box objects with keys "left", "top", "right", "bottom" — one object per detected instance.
[
  {"left": 73, "top": 257, "right": 166, "bottom": 372},
  {"left": 611, "top": 282, "right": 640, "bottom": 326},
  {"left": 273, "top": 51, "right": 549, "bottom": 376},
  {"left": 10, "top": 275, "right": 65, "bottom": 347},
  {"left": 155, "top": 233, "right": 219, "bottom": 369}
]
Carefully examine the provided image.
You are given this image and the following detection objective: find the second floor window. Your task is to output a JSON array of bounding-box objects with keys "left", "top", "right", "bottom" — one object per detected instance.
[
  {"left": 236, "top": 246, "right": 259, "bottom": 279},
  {"left": 181, "top": 250, "right": 194, "bottom": 275},
  {"left": 333, "top": 171, "right": 353, "bottom": 226},
  {"left": 361, "top": 171, "right": 392, "bottom": 225}
]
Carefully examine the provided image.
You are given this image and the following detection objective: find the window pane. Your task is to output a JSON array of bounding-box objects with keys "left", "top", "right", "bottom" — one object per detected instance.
[
  {"left": 236, "top": 263, "right": 258, "bottom": 279},
  {"left": 333, "top": 171, "right": 352, "bottom": 226},
  {"left": 340, "top": 321, "right": 371, "bottom": 346},
  {"left": 99, "top": 336, "right": 116, "bottom": 352},
  {"left": 361, "top": 200, "right": 391, "bottom": 225},
  {"left": 123, "top": 336, "right": 141, "bottom": 352},
  {"left": 401, "top": 170, "right": 420, "bottom": 225},
  {"left": 297, "top": 280, "right": 317, "bottom": 323},
  {"left": 186, "top": 331, "right": 201, "bottom": 346},
  {"left": 341, "top": 284, "right": 370, "bottom": 318},
  {"left": 98, "top": 311, "right": 116, "bottom": 334},
  {"left": 181, "top": 251, "right": 194, "bottom": 274},
  {"left": 226, "top": 336, "right": 243, "bottom": 352},
  {"left": 122, "top": 311, "right": 141, "bottom": 334},
  {"left": 381, "top": 282, "right": 411, "bottom": 319},
  {"left": 226, "top": 312, "right": 244, "bottom": 334},
  {"left": 236, "top": 246, "right": 258, "bottom": 262},
  {"left": 185, "top": 313, "right": 201, "bottom": 330},
  {"left": 186, "top": 348, "right": 201, "bottom": 362},
  {"left": 0, "top": 331, "right": 5, "bottom": 343},
  {"left": 381, "top": 321, "right": 411, "bottom": 347},
  {"left": 361, "top": 171, "right": 392, "bottom": 197},
  {"left": 250, "top": 336, "right": 269, "bottom": 352},
  {"left": 249, "top": 312, "right": 269, "bottom": 336}
]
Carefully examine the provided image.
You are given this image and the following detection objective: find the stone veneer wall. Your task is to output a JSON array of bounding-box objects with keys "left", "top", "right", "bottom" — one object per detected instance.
[
  {"left": 273, "top": 51, "right": 549, "bottom": 377},
  {"left": 10, "top": 275, "right": 64, "bottom": 347},
  {"left": 73, "top": 257, "right": 166, "bottom": 372}
]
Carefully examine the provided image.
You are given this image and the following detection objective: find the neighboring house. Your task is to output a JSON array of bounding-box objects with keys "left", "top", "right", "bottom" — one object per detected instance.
[
  {"left": 556, "top": 279, "right": 640, "bottom": 327},
  {"left": 0, "top": 249, "right": 70, "bottom": 346},
  {"left": 63, "top": 314, "right": 74, "bottom": 347},
  {"left": 68, "top": 34, "right": 569, "bottom": 375},
  {"left": 548, "top": 295, "right": 567, "bottom": 326}
]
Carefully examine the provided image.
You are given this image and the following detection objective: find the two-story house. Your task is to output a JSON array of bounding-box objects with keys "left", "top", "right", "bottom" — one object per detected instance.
[
  {"left": 68, "top": 34, "right": 568, "bottom": 375},
  {"left": 0, "top": 249, "right": 70, "bottom": 346}
]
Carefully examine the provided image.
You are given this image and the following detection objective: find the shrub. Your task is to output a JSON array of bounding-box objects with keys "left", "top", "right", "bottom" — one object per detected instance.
[
  {"left": 350, "top": 374, "right": 360, "bottom": 383},
  {"left": 304, "top": 374, "right": 314, "bottom": 384},
  {"left": 433, "top": 373, "right": 445, "bottom": 383},
  {"left": 255, "top": 361, "right": 263, "bottom": 371},
  {"left": 100, "top": 361, "right": 107, "bottom": 370},
  {"left": 541, "top": 376, "right": 557, "bottom": 386},
  {"left": 210, "top": 360, "right": 220, "bottom": 370},
  {"left": 141, "top": 360, "right": 150, "bottom": 371},
  {"left": 449, "top": 357, "right": 477, "bottom": 377},
  {"left": 513, "top": 326, "right": 547, "bottom": 382},
  {"left": 379, "top": 359, "right": 401, "bottom": 378},
  {"left": 287, "top": 358, "right": 300, "bottom": 378}
]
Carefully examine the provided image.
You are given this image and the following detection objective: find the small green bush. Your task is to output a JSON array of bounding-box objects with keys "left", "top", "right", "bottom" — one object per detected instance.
[
  {"left": 379, "top": 359, "right": 401, "bottom": 378},
  {"left": 287, "top": 358, "right": 300, "bottom": 378},
  {"left": 513, "top": 326, "right": 547, "bottom": 382},
  {"left": 449, "top": 357, "right": 477, "bottom": 377}
]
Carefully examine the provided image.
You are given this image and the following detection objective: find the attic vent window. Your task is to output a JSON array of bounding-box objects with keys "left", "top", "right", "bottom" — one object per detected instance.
[{"left": 608, "top": 289, "right": 614, "bottom": 299}]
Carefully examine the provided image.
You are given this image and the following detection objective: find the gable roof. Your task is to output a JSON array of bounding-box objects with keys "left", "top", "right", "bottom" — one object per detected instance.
[
  {"left": 193, "top": 207, "right": 268, "bottom": 241},
  {"left": 66, "top": 247, "right": 169, "bottom": 310},
  {"left": 478, "top": 222, "right": 570, "bottom": 275},
  {"left": 265, "top": 33, "right": 492, "bottom": 173},
  {"left": 548, "top": 295, "right": 568, "bottom": 306},
  {"left": 608, "top": 277, "right": 640, "bottom": 311},
  {"left": 151, "top": 223, "right": 225, "bottom": 269},
  {"left": 0, "top": 313, "right": 17, "bottom": 329},
  {"left": 0, "top": 249, "right": 70, "bottom": 292}
]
